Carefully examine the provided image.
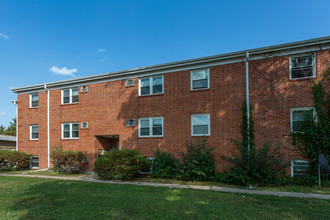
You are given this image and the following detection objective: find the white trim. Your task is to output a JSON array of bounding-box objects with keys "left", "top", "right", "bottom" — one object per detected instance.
[
  {"left": 30, "top": 124, "right": 39, "bottom": 140},
  {"left": 61, "top": 122, "right": 79, "bottom": 139},
  {"left": 81, "top": 122, "right": 88, "bottom": 128},
  {"left": 29, "top": 93, "right": 39, "bottom": 108},
  {"left": 80, "top": 85, "right": 88, "bottom": 92},
  {"left": 289, "top": 52, "right": 317, "bottom": 80},
  {"left": 139, "top": 75, "right": 164, "bottom": 96},
  {"left": 191, "top": 114, "right": 211, "bottom": 136},
  {"left": 190, "top": 68, "right": 210, "bottom": 90},
  {"left": 61, "top": 87, "right": 79, "bottom": 104},
  {"left": 290, "top": 107, "right": 317, "bottom": 132},
  {"left": 138, "top": 117, "right": 164, "bottom": 137}
]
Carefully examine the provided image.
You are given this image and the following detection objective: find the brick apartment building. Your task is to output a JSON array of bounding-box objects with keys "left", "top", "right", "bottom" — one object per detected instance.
[{"left": 12, "top": 37, "right": 330, "bottom": 172}]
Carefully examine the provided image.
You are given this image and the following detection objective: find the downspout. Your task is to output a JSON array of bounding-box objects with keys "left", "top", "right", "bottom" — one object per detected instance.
[
  {"left": 245, "top": 51, "right": 250, "bottom": 152},
  {"left": 10, "top": 100, "right": 18, "bottom": 151},
  {"left": 44, "top": 84, "right": 50, "bottom": 169}
]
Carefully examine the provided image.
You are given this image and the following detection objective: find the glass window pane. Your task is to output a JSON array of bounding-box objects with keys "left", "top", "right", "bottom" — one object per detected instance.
[
  {"left": 63, "top": 97, "right": 70, "bottom": 104},
  {"left": 72, "top": 95, "right": 79, "bottom": 103},
  {"left": 72, "top": 123, "right": 79, "bottom": 131},
  {"left": 192, "top": 116, "right": 209, "bottom": 125},
  {"left": 63, "top": 89, "right": 70, "bottom": 97},
  {"left": 193, "top": 125, "right": 209, "bottom": 135},
  {"left": 32, "top": 100, "right": 38, "bottom": 107},
  {"left": 63, "top": 124, "right": 70, "bottom": 131},
  {"left": 152, "top": 126, "right": 162, "bottom": 136},
  {"left": 72, "top": 131, "right": 79, "bottom": 138},
  {"left": 141, "top": 119, "right": 150, "bottom": 127},
  {"left": 153, "top": 85, "right": 163, "bottom": 94},
  {"left": 141, "top": 86, "right": 150, "bottom": 95},
  {"left": 140, "top": 127, "right": 150, "bottom": 136},
  {"left": 31, "top": 94, "right": 38, "bottom": 101},
  {"left": 32, "top": 133, "right": 39, "bottom": 139},
  {"left": 192, "top": 70, "right": 207, "bottom": 80},
  {"left": 193, "top": 79, "right": 208, "bottom": 89},
  {"left": 141, "top": 78, "right": 150, "bottom": 87},
  {"left": 63, "top": 131, "right": 70, "bottom": 138},
  {"left": 153, "top": 77, "right": 162, "bottom": 86},
  {"left": 72, "top": 88, "right": 79, "bottom": 96},
  {"left": 293, "top": 111, "right": 313, "bottom": 121},
  {"left": 153, "top": 119, "right": 162, "bottom": 126}
]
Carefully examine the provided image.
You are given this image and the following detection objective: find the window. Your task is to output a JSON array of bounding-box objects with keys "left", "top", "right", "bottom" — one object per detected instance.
[
  {"left": 62, "top": 122, "right": 79, "bottom": 139},
  {"left": 30, "top": 93, "right": 39, "bottom": 108},
  {"left": 30, "top": 156, "right": 39, "bottom": 168},
  {"left": 290, "top": 107, "right": 316, "bottom": 132},
  {"left": 290, "top": 54, "right": 316, "bottom": 79},
  {"left": 138, "top": 117, "right": 163, "bottom": 137},
  {"left": 30, "top": 125, "right": 39, "bottom": 140},
  {"left": 191, "top": 69, "right": 209, "bottom": 90},
  {"left": 126, "top": 79, "right": 135, "bottom": 86},
  {"left": 62, "top": 87, "right": 79, "bottom": 104},
  {"left": 126, "top": 119, "right": 136, "bottom": 126},
  {"left": 81, "top": 86, "right": 88, "bottom": 92},
  {"left": 139, "top": 76, "right": 163, "bottom": 96},
  {"left": 191, "top": 114, "right": 210, "bottom": 136}
]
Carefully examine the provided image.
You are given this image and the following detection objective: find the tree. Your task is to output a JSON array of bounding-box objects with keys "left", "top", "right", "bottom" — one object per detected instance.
[
  {"left": 290, "top": 68, "right": 330, "bottom": 173},
  {"left": 0, "top": 118, "right": 16, "bottom": 136},
  {"left": 0, "top": 125, "right": 5, "bottom": 135}
]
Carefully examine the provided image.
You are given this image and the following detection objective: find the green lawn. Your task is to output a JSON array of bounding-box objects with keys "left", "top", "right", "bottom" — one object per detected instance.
[{"left": 0, "top": 176, "right": 329, "bottom": 219}]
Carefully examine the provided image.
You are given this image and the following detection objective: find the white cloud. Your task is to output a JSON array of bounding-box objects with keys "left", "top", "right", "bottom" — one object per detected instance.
[
  {"left": 0, "top": 33, "right": 8, "bottom": 39},
  {"left": 98, "top": 48, "right": 106, "bottom": 52},
  {"left": 0, "top": 112, "right": 6, "bottom": 116},
  {"left": 49, "top": 66, "right": 77, "bottom": 77}
]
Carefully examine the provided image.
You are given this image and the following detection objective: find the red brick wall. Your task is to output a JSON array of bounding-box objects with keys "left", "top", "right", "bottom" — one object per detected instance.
[{"left": 17, "top": 49, "right": 330, "bottom": 171}]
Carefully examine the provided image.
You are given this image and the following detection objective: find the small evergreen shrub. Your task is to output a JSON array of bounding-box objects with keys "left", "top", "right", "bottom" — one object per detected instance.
[
  {"left": 94, "top": 148, "right": 151, "bottom": 180},
  {"left": 176, "top": 138, "right": 215, "bottom": 181},
  {"left": 50, "top": 146, "right": 85, "bottom": 173},
  {"left": 152, "top": 149, "right": 181, "bottom": 178},
  {"left": 0, "top": 150, "right": 31, "bottom": 169}
]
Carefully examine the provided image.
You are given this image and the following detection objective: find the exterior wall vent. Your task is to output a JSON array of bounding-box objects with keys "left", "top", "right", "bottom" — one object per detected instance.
[
  {"left": 81, "top": 86, "right": 88, "bottom": 92},
  {"left": 125, "top": 79, "right": 135, "bottom": 86},
  {"left": 126, "top": 119, "right": 135, "bottom": 126},
  {"left": 81, "top": 122, "right": 88, "bottom": 128}
]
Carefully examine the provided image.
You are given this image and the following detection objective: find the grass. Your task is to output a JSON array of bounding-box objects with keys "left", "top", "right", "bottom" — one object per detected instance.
[
  {"left": 0, "top": 169, "right": 86, "bottom": 178},
  {"left": 0, "top": 176, "right": 330, "bottom": 219},
  {"left": 136, "top": 177, "right": 330, "bottom": 194}
]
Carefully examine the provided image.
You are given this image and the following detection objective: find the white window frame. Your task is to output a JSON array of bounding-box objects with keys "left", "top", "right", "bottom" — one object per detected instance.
[
  {"left": 30, "top": 124, "right": 39, "bottom": 140},
  {"left": 190, "top": 68, "right": 210, "bottom": 90},
  {"left": 80, "top": 86, "right": 88, "bottom": 92},
  {"left": 289, "top": 53, "right": 316, "bottom": 80},
  {"left": 61, "top": 122, "right": 79, "bottom": 139},
  {"left": 29, "top": 93, "right": 39, "bottom": 108},
  {"left": 290, "top": 107, "right": 317, "bottom": 133},
  {"left": 138, "top": 75, "right": 164, "bottom": 96},
  {"left": 30, "top": 156, "right": 39, "bottom": 169},
  {"left": 81, "top": 122, "right": 88, "bottom": 129},
  {"left": 125, "top": 79, "right": 135, "bottom": 86},
  {"left": 191, "top": 114, "right": 211, "bottom": 136},
  {"left": 138, "top": 117, "right": 164, "bottom": 137},
  {"left": 61, "top": 87, "right": 79, "bottom": 104}
]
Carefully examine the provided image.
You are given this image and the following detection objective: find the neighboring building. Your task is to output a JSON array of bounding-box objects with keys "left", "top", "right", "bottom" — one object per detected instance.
[
  {"left": 12, "top": 37, "right": 330, "bottom": 172},
  {"left": 0, "top": 135, "right": 16, "bottom": 151}
]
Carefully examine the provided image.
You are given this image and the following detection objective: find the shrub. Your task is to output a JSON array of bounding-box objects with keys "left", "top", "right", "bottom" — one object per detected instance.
[
  {"left": 50, "top": 146, "right": 85, "bottom": 173},
  {"left": 176, "top": 138, "right": 215, "bottom": 181},
  {"left": 222, "top": 140, "right": 289, "bottom": 186},
  {"left": 94, "top": 148, "right": 151, "bottom": 180},
  {"left": 152, "top": 149, "right": 181, "bottom": 178},
  {"left": 0, "top": 150, "right": 31, "bottom": 169}
]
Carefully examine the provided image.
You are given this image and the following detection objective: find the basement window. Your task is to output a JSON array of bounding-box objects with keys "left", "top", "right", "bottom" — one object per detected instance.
[
  {"left": 290, "top": 107, "right": 316, "bottom": 132},
  {"left": 138, "top": 117, "right": 163, "bottom": 137},
  {"left": 62, "top": 122, "right": 79, "bottom": 139},
  {"left": 139, "top": 76, "right": 163, "bottom": 96},
  {"left": 30, "top": 156, "right": 39, "bottom": 169},
  {"left": 139, "top": 157, "right": 156, "bottom": 174},
  {"left": 62, "top": 87, "right": 79, "bottom": 104},
  {"left": 290, "top": 53, "right": 316, "bottom": 79},
  {"left": 30, "top": 125, "right": 39, "bottom": 140},
  {"left": 191, "top": 69, "right": 209, "bottom": 90},
  {"left": 30, "top": 93, "right": 39, "bottom": 108},
  {"left": 191, "top": 114, "right": 210, "bottom": 136}
]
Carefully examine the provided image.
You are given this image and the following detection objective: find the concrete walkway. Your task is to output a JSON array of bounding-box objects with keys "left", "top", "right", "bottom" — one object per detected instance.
[{"left": 1, "top": 173, "right": 330, "bottom": 200}]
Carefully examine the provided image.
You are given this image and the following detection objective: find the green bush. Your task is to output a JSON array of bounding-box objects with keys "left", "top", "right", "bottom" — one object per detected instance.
[
  {"left": 0, "top": 150, "right": 31, "bottom": 169},
  {"left": 222, "top": 140, "right": 289, "bottom": 186},
  {"left": 176, "top": 138, "right": 215, "bottom": 181},
  {"left": 152, "top": 149, "right": 181, "bottom": 178},
  {"left": 94, "top": 149, "right": 151, "bottom": 180},
  {"left": 50, "top": 146, "right": 85, "bottom": 173}
]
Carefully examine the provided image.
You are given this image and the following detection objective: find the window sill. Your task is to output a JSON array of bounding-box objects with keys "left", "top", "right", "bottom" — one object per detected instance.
[
  {"left": 30, "top": 139, "right": 39, "bottom": 141},
  {"left": 138, "top": 136, "right": 164, "bottom": 139},
  {"left": 61, "top": 102, "right": 79, "bottom": 106},
  {"left": 139, "top": 93, "right": 164, "bottom": 97},
  {"left": 191, "top": 134, "right": 210, "bottom": 137},
  {"left": 190, "top": 88, "right": 210, "bottom": 92},
  {"left": 29, "top": 107, "right": 39, "bottom": 109},
  {"left": 290, "top": 76, "right": 316, "bottom": 81},
  {"left": 61, "top": 138, "right": 79, "bottom": 140}
]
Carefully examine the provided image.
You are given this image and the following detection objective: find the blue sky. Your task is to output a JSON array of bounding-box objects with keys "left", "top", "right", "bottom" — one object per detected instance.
[{"left": 0, "top": 0, "right": 330, "bottom": 127}]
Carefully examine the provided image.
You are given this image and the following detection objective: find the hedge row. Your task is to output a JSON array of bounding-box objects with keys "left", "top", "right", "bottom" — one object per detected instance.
[{"left": 0, "top": 150, "right": 31, "bottom": 169}]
